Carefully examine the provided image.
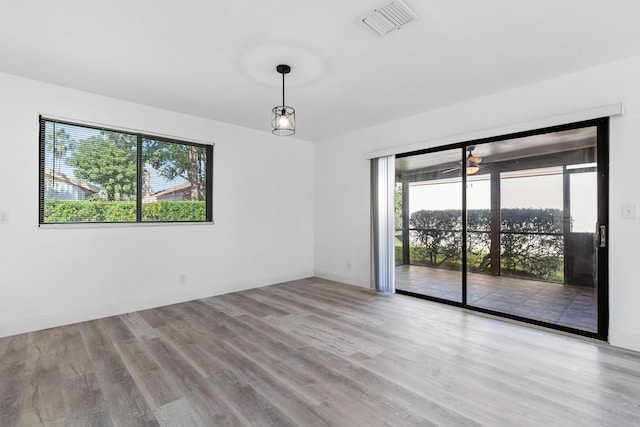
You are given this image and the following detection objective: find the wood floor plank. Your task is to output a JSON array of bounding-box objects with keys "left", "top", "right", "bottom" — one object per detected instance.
[
  {"left": 61, "top": 372, "right": 112, "bottom": 427},
  {"left": 0, "top": 333, "right": 28, "bottom": 427},
  {"left": 141, "top": 337, "right": 246, "bottom": 426},
  {"left": 244, "top": 287, "right": 311, "bottom": 315},
  {"left": 112, "top": 338, "right": 181, "bottom": 409},
  {"left": 268, "top": 312, "right": 385, "bottom": 358},
  {"left": 137, "top": 308, "right": 166, "bottom": 329},
  {"left": 98, "top": 316, "right": 136, "bottom": 342},
  {"left": 153, "top": 397, "right": 207, "bottom": 427},
  {"left": 59, "top": 324, "right": 93, "bottom": 379},
  {"left": 17, "top": 330, "right": 66, "bottom": 426},
  {"left": 2, "top": 278, "right": 640, "bottom": 426},
  {"left": 0, "top": 365, "right": 25, "bottom": 427},
  {"left": 79, "top": 320, "right": 159, "bottom": 426},
  {"left": 0, "top": 334, "right": 28, "bottom": 363},
  {"left": 206, "top": 368, "right": 298, "bottom": 427},
  {"left": 217, "top": 292, "right": 290, "bottom": 318},
  {"left": 153, "top": 327, "right": 218, "bottom": 379},
  {"left": 121, "top": 312, "right": 158, "bottom": 340},
  {"left": 211, "top": 339, "right": 339, "bottom": 427}
]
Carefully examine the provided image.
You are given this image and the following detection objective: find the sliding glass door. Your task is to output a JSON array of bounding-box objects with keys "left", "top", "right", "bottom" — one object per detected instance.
[
  {"left": 395, "top": 148, "right": 463, "bottom": 302},
  {"left": 394, "top": 119, "right": 608, "bottom": 339}
]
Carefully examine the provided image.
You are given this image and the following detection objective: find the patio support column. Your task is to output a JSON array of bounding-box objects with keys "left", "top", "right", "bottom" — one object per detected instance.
[
  {"left": 402, "top": 175, "right": 410, "bottom": 265},
  {"left": 562, "top": 165, "right": 571, "bottom": 285},
  {"left": 490, "top": 170, "right": 501, "bottom": 276}
]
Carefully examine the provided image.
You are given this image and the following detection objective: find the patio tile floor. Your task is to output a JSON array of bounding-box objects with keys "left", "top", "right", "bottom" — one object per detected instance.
[{"left": 395, "top": 264, "right": 597, "bottom": 332}]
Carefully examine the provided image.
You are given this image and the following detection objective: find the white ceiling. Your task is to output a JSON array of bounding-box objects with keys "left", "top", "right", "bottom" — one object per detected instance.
[{"left": 1, "top": 0, "right": 640, "bottom": 141}]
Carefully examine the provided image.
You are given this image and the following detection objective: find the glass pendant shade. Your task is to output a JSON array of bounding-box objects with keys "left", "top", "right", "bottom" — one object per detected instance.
[{"left": 271, "top": 105, "right": 296, "bottom": 136}]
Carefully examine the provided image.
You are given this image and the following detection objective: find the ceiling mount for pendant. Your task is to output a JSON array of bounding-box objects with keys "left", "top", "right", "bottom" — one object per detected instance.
[
  {"left": 276, "top": 64, "right": 290, "bottom": 75},
  {"left": 271, "top": 64, "right": 296, "bottom": 136}
]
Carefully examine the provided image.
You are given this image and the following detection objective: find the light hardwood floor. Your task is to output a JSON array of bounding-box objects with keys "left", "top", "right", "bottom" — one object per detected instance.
[{"left": 1, "top": 278, "right": 640, "bottom": 426}]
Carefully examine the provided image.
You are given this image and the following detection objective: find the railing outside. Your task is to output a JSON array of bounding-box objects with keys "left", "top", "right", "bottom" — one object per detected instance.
[{"left": 396, "top": 208, "right": 565, "bottom": 282}]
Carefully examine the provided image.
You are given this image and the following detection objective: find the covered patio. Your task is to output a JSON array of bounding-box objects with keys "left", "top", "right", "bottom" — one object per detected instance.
[{"left": 396, "top": 265, "right": 597, "bottom": 332}]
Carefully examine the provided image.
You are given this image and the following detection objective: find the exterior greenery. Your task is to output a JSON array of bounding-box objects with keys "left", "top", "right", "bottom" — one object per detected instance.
[
  {"left": 67, "top": 131, "right": 138, "bottom": 201},
  {"left": 44, "top": 200, "right": 206, "bottom": 223},
  {"left": 398, "top": 208, "right": 564, "bottom": 282}
]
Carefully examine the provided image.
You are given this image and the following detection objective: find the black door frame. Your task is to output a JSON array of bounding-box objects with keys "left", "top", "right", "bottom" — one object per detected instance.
[{"left": 395, "top": 117, "right": 609, "bottom": 341}]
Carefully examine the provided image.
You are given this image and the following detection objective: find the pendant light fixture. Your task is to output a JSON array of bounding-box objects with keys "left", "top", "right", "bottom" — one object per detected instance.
[{"left": 271, "top": 64, "right": 295, "bottom": 136}]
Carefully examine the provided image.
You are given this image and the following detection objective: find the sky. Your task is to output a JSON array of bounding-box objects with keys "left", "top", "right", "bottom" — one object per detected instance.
[{"left": 407, "top": 172, "right": 597, "bottom": 232}]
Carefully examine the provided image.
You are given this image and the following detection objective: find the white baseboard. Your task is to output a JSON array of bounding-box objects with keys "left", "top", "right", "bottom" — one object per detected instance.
[
  {"left": 0, "top": 270, "right": 312, "bottom": 339},
  {"left": 313, "top": 269, "right": 370, "bottom": 289},
  {"left": 609, "top": 328, "right": 640, "bottom": 353}
]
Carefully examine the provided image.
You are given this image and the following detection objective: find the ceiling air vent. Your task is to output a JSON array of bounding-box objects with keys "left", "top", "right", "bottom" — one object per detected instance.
[{"left": 359, "top": 1, "right": 419, "bottom": 37}]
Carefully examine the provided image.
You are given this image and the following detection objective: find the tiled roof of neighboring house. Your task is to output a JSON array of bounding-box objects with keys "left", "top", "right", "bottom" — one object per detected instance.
[
  {"left": 44, "top": 167, "right": 100, "bottom": 194},
  {"left": 151, "top": 182, "right": 191, "bottom": 198},
  {"left": 143, "top": 182, "right": 192, "bottom": 202}
]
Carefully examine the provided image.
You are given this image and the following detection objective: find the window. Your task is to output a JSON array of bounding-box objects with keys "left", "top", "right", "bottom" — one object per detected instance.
[{"left": 39, "top": 117, "right": 213, "bottom": 224}]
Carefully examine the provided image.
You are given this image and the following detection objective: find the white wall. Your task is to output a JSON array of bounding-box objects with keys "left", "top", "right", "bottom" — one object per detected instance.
[
  {"left": 0, "top": 72, "right": 314, "bottom": 338},
  {"left": 315, "top": 55, "right": 640, "bottom": 353}
]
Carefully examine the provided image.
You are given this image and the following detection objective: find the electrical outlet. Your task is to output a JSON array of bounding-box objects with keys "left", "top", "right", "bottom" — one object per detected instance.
[
  {"left": 0, "top": 211, "right": 7, "bottom": 224},
  {"left": 178, "top": 273, "right": 187, "bottom": 285}
]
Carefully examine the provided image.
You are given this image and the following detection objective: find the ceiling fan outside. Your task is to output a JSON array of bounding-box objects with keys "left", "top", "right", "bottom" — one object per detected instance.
[{"left": 442, "top": 146, "right": 482, "bottom": 175}]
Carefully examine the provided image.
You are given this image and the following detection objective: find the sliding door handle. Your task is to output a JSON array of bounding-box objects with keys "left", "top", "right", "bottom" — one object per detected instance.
[{"left": 599, "top": 225, "right": 606, "bottom": 248}]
